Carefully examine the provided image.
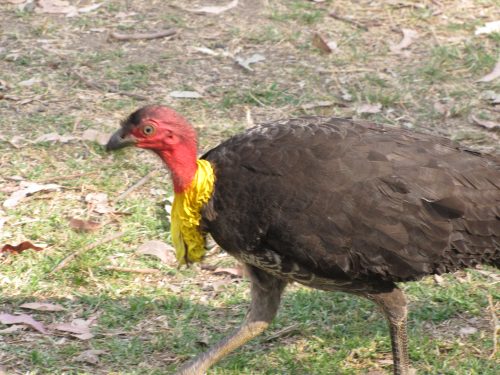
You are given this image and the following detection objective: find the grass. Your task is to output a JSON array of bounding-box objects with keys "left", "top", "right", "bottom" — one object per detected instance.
[
  {"left": 0, "top": 0, "right": 499, "bottom": 374},
  {"left": 220, "top": 83, "right": 300, "bottom": 109}
]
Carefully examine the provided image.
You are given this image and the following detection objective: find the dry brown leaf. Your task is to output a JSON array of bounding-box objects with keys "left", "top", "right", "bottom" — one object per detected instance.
[
  {"left": 85, "top": 192, "right": 113, "bottom": 214},
  {"left": 470, "top": 115, "right": 500, "bottom": 131},
  {"left": 312, "top": 33, "right": 335, "bottom": 53},
  {"left": 476, "top": 58, "right": 500, "bottom": 83},
  {"left": 0, "top": 313, "right": 47, "bottom": 334},
  {"left": 52, "top": 318, "right": 95, "bottom": 340},
  {"left": 136, "top": 240, "right": 176, "bottom": 264},
  {"left": 186, "top": 0, "right": 238, "bottom": 15},
  {"left": 235, "top": 54, "right": 266, "bottom": 71},
  {"left": 390, "top": 28, "right": 418, "bottom": 54},
  {"left": 3, "top": 181, "right": 60, "bottom": 208},
  {"left": 74, "top": 349, "right": 106, "bottom": 364},
  {"left": 69, "top": 218, "right": 102, "bottom": 233},
  {"left": 20, "top": 302, "right": 65, "bottom": 312},
  {"left": 81, "top": 129, "right": 111, "bottom": 146},
  {"left": 357, "top": 103, "right": 382, "bottom": 114},
  {"left": 1, "top": 241, "right": 44, "bottom": 254}
]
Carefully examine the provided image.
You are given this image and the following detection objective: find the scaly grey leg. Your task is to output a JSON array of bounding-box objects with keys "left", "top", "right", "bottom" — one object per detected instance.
[
  {"left": 176, "top": 266, "right": 287, "bottom": 375},
  {"left": 365, "top": 286, "right": 410, "bottom": 375}
]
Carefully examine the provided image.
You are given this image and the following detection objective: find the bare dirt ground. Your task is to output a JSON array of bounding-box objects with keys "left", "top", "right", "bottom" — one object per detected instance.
[{"left": 0, "top": 1, "right": 499, "bottom": 374}]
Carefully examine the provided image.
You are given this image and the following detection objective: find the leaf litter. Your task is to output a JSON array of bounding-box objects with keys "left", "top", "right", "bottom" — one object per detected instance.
[
  {"left": 476, "top": 58, "right": 500, "bottom": 83},
  {"left": 470, "top": 114, "right": 500, "bottom": 132},
  {"left": 357, "top": 103, "right": 382, "bottom": 114},
  {"left": 0, "top": 313, "right": 47, "bottom": 334},
  {"left": 169, "top": 91, "right": 203, "bottom": 99},
  {"left": 480, "top": 90, "right": 500, "bottom": 105},
  {"left": 85, "top": 192, "right": 113, "bottom": 214},
  {"left": 312, "top": 33, "right": 337, "bottom": 54},
  {"left": 81, "top": 129, "right": 111, "bottom": 146},
  {"left": 235, "top": 53, "right": 266, "bottom": 72},
  {"left": 52, "top": 317, "right": 96, "bottom": 340},
  {"left": 20, "top": 302, "right": 65, "bottom": 312},
  {"left": 69, "top": 218, "right": 102, "bottom": 233},
  {"left": 74, "top": 349, "right": 106, "bottom": 364},
  {"left": 390, "top": 28, "right": 419, "bottom": 54},
  {"left": 3, "top": 182, "right": 60, "bottom": 208},
  {"left": 213, "top": 265, "right": 244, "bottom": 278},
  {"left": 136, "top": 240, "right": 176, "bottom": 265},
  {"left": 34, "top": 132, "right": 79, "bottom": 144},
  {"left": 35, "top": 0, "right": 103, "bottom": 17},
  {"left": 185, "top": 0, "right": 239, "bottom": 15}
]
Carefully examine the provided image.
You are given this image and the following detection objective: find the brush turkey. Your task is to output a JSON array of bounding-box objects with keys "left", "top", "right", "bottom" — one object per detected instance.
[{"left": 106, "top": 105, "right": 500, "bottom": 375}]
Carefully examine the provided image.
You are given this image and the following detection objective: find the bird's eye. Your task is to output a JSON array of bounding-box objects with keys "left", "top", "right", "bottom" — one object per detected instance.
[{"left": 142, "top": 125, "right": 155, "bottom": 136}]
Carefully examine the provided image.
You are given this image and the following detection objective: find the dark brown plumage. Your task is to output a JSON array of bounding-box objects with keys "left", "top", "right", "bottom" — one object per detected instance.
[
  {"left": 202, "top": 117, "right": 499, "bottom": 285},
  {"left": 106, "top": 107, "right": 500, "bottom": 375}
]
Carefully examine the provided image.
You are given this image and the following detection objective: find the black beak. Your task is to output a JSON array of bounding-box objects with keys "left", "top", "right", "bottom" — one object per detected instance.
[{"left": 106, "top": 129, "right": 137, "bottom": 151}]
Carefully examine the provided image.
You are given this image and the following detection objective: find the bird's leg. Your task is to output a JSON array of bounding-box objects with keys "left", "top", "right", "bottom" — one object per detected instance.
[
  {"left": 365, "top": 287, "right": 409, "bottom": 375},
  {"left": 176, "top": 266, "right": 287, "bottom": 375}
]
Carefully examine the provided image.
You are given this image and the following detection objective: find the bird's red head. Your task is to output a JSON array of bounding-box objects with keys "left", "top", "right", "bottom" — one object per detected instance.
[
  {"left": 107, "top": 105, "right": 199, "bottom": 192},
  {"left": 107, "top": 105, "right": 197, "bottom": 152}
]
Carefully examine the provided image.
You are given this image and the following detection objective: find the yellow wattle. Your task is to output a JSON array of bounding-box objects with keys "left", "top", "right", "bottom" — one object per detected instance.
[{"left": 171, "top": 159, "right": 215, "bottom": 264}]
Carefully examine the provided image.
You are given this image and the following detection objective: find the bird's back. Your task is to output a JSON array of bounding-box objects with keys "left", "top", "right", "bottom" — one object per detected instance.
[{"left": 201, "top": 117, "right": 500, "bottom": 284}]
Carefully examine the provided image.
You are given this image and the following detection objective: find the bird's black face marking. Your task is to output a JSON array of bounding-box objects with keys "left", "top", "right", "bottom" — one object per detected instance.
[{"left": 120, "top": 106, "right": 151, "bottom": 132}]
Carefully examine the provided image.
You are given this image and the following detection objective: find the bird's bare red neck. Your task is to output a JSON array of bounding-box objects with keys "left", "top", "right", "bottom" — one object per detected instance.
[{"left": 156, "top": 141, "right": 198, "bottom": 193}]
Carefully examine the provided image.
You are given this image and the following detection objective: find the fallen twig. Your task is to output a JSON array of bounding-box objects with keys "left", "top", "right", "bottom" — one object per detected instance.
[
  {"left": 487, "top": 295, "right": 498, "bottom": 359},
  {"left": 104, "top": 266, "right": 160, "bottom": 274},
  {"left": 69, "top": 70, "right": 147, "bottom": 101},
  {"left": 264, "top": 324, "right": 301, "bottom": 342},
  {"left": 115, "top": 170, "right": 157, "bottom": 203},
  {"left": 52, "top": 232, "right": 124, "bottom": 273},
  {"left": 329, "top": 11, "right": 369, "bottom": 31},
  {"left": 109, "top": 29, "right": 177, "bottom": 41}
]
